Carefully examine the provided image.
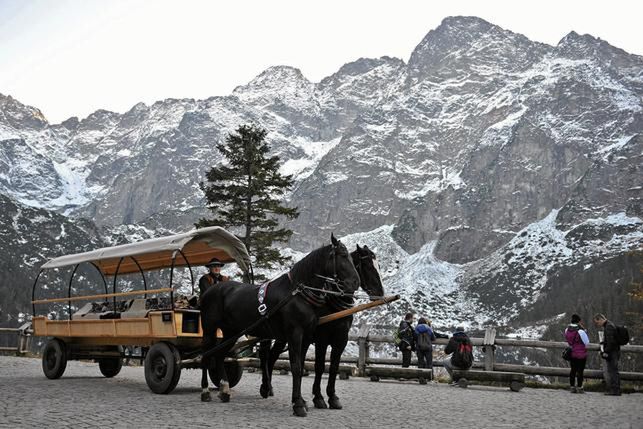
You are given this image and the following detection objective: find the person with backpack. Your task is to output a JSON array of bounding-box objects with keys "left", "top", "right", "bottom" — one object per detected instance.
[
  {"left": 443, "top": 326, "right": 473, "bottom": 381},
  {"left": 397, "top": 313, "right": 416, "bottom": 368},
  {"left": 593, "top": 313, "right": 627, "bottom": 395},
  {"left": 415, "top": 317, "right": 436, "bottom": 383},
  {"left": 565, "top": 314, "right": 590, "bottom": 393}
]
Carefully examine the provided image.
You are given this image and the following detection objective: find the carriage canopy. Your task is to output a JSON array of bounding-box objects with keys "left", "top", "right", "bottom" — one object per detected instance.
[{"left": 40, "top": 226, "right": 251, "bottom": 276}]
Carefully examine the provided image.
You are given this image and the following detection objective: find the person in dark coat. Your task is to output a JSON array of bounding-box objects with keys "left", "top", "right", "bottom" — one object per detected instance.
[
  {"left": 198, "top": 258, "right": 229, "bottom": 298},
  {"left": 398, "top": 312, "right": 416, "bottom": 368},
  {"left": 415, "top": 317, "right": 436, "bottom": 383},
  {"left": 565, "top": 314, "right": 590, "bottom": 393},
  {"left": 593, "top": 313, "right": 621, "bottom": 395},
  {"left": 443, "top": 326, "right": 473, "bottom": 381}
]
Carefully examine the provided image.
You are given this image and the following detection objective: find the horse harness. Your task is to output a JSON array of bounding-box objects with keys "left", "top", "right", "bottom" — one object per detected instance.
[
  {"left": 202, "top": 243, "right": 354, "bottom": 360},
  {"left": 257, "top": 242, "right": 355, "bottom": 315}
]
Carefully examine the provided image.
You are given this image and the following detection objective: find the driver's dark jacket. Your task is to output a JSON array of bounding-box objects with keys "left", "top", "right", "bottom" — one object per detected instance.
[{"left": 198, "top": 273, "right": 229, "bottom": 297}]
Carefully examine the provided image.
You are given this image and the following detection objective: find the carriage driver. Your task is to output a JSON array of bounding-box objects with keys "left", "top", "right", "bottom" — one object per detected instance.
[{"left": 198, "top": 258, "right": 230, "bottom": 297}]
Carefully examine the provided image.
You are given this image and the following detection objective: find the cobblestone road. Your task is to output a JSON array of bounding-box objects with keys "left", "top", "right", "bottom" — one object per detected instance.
[{"left": 0, "top": 356, "right": 641, "bottom": 428}]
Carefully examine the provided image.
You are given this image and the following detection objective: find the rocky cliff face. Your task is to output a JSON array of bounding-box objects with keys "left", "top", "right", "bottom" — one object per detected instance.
[{"left": 1, "top": 16, "right": 641, "bottom": 334}]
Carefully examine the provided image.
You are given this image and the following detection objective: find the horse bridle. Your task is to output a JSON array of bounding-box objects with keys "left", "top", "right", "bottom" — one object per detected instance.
[
  {"left": 353, "top": 251, "right": 374, "bottom": 286},
  {"left": 298, "top": 240, "right": 355, "bottom": 309}
]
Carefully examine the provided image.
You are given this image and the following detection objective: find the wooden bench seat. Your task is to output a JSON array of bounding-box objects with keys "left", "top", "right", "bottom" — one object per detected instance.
[{"left": 451, "top": 369, "right": 525, "bottom": 392}]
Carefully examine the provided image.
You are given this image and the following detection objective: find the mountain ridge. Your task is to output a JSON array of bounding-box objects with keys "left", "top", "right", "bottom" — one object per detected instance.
[{"left": 1, "top": 16, "right": 641, "bottom": 338}]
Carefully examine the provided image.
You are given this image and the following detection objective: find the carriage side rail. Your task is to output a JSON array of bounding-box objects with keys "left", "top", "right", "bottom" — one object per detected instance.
[{"left": 31, "top": 287, "right": 174, "bottom": 305}]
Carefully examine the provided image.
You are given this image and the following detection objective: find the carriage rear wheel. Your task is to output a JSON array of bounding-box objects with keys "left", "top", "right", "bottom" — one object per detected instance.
[
  {"left": 42, "top": 338, "right": 67, "bottom": 379},
  {"left": 209, "top": 360, "right": 243, "bottom": 388},
  {"left": 144, "top": 342, "right": 181, "bottom": 394}
]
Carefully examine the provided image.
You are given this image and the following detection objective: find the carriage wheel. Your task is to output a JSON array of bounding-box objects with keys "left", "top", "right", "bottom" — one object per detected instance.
[
  {"left": 99, "top": 357, "right": 123, "bottom": 378},
  {"left": 209, "top": 360, "right": 243, "bottom": 388},
  {"left": 42, "top": 338, "right": 67, "bottom": 379},
  {"left": 144, "top": 342, "right": 181, "bottom": 394},
  {"left": 98, "top": 346, "right": 123, "bottom": 378},
  {"left": 510, "top": 381, "right": 524, "bottom": 392}
]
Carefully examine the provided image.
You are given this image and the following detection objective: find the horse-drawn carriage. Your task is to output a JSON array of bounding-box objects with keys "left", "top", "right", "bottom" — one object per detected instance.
[
  {"left": 31, "top": 226, "right": 398, "bottom": 416},
  {"left": 31, "top": 226, "right": 251, "bottom": 393}
]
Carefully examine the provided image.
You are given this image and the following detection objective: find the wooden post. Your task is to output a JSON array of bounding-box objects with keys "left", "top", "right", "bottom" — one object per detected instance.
[
  {"left": 357, "top": 323, "right": 370, "bottom": 377},
  {"left": 483, "top": 327, "right": 496, "bottom": 372}
]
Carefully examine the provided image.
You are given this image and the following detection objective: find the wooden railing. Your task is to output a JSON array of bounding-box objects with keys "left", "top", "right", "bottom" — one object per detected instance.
[
  {"left": 0, "top": 324, "right": 33, "bottom": 354},
  {"left": 346, "top": 325, "right": 643, "bottom": 381}
]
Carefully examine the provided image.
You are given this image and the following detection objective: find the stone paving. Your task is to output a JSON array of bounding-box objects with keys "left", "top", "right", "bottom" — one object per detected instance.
[{"left": 0, "top": 356, "right": 641, "bottom": 428}]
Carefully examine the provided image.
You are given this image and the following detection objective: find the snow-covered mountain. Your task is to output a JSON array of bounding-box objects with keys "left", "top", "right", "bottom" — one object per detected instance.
[{"left": 1, "top": 16, "right": 641, "bottom": 337}]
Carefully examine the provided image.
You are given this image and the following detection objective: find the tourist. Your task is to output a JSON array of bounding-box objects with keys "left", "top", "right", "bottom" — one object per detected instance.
[
  {"left": 415, "top": 317, "right": 436, "bottom": 383},
  {"left": 397, "top": 312, "right": 416, "bottom": 368},
  {"left": 443, "top": 326, "right": 474, "bottom": 382},
  {"left": 565, "top": 314, "right": 590, "bottom": 393},
  {"left": 593, "top": 313, "right": 621, "bottom": 395}
]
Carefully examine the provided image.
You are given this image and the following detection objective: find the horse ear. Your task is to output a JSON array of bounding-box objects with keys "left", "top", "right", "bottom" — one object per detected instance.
[
  {"left": 331, "top": 233, "right": 338, "bottom": 246},
  {"left": 356, "top": 244, "right": 362, "bottom": 251}
]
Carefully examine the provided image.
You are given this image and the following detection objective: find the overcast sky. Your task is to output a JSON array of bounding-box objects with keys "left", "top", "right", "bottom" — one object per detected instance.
[{"left": 1, "top": 0, "right": 641, "bottom": 123}]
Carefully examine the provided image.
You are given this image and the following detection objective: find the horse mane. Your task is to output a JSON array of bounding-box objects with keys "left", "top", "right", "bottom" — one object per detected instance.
[{"left": 289, "top": 244, "right": 332, "bottom": 286}]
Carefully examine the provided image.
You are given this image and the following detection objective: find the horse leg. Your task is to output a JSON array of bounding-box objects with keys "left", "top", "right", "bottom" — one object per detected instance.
[
  {"left": 259, "top": 340, "right": 273, "bottom": 398},
  {"left": 312, "top": 342, "right": 328, "bottom": 409},
  {"left": 214, "top": 336, "right": 231, "bottom": 403},
  {"left": 300, "top": 339, "right": 311, "bottom": 411},
  {"left": 288, "top": 330, "right": 307, "bottom": 417},
  {"left": 201, "top": 333, "right": 215, "bottom": 402},
  {"left": 327, "top": 336, "right": 348, "bottom": 409},
  {"left": 266, "top": 340, "right": 286, "bottom": 396}
]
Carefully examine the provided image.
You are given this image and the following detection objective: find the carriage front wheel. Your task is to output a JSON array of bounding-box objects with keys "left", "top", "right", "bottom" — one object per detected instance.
[
  {"left": 144, "top": 342, "right": 181, "bottom": 394},
  {"left": 209, "top": 360, "right": 243, "bottom": 388},
  {"left": 42, "top": 338, "right": 67, "bottom": 379}
]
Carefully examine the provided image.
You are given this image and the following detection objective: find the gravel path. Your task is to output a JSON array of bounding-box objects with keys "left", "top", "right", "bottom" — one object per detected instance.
[{"left": 0, "top": 356, "right": 641, "bottom": 428}]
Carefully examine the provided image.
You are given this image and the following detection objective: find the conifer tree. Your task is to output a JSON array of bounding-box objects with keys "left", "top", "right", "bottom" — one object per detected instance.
[{"left": 196, "top": 124, "right": 299, "bottom": 278}]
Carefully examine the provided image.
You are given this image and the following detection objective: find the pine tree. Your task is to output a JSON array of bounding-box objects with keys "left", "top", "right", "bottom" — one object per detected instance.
[{"left": 196, "top": 124, "right": 299, "bottom": 279}]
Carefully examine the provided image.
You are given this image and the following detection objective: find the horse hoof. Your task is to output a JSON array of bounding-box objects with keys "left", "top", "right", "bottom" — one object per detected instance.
[
  {"left": 260, "top": 384, "right": 270, "bottom": 399},
  {"left": 293, "top": 406, "right": 307, "bottom": 417},
  {"left": 268, "top": 387, "right": 274, "bottom": 397},
  {"left": 328, "top": 396, "right": 343, "bottom": 410},
  {"left": 313, "top": 396, "right": 328, "bottom": 409},
  {"left": 201, "top": 392, "right": 212, "bottom": 402},
  {"left": 218, "top": 381, "right": 230, "bottom": 403}
]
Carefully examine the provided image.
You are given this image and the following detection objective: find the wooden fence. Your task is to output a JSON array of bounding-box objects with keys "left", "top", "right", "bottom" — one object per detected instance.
[
  {"left": 3, "top": 321, "right": 642, "bottom": 383},
  {"left": 345, "top": 325, "right": 643, "bottom": 381},
  {"left": 0, "top": 324, "right": 32, "bottom": 354},
  {"left": 242, "top": 325, "right": 643, "bottom": 382}
]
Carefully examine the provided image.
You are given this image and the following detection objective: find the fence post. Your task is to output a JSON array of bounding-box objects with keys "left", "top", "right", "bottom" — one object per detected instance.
[
  {"left": 357, "top": 323, "right": 370, "bottom": 377},
  {"left": 17, "top": 323, "right": 32, "bottom": 355},
  {"left": 483, "top": 327, "right": 496, "bottom": 371}
]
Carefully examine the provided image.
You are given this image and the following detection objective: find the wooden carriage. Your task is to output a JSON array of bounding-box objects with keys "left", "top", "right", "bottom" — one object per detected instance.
[{"left": 31, "top": 226, "right": 252, "bottom": 393}]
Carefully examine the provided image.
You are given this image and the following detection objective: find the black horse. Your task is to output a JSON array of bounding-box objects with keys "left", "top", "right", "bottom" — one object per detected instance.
[
  {"left": 199, "top": 234, "right": 360, "bottom": 417},
  {"left": 258, "top": 244, "right": 384, "bottom": 409}
]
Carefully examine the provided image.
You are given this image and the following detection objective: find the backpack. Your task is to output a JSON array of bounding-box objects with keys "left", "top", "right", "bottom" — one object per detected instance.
[
  {"left": 455, "top": 342, "right": 474, "bottom": 368},
  {"left": 392, "top": 328, "right": 402, "bottom": 346},
  {"left": 417, "top": 332, "right": 431, "bottom": 351},
  {"left": 615, "top": 325, "right": 630, "bottom": 346}
]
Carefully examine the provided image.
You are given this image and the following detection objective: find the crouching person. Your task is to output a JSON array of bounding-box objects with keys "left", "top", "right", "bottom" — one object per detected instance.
[{"left": 443, "top": 326, "right": 473, "bottom": 382}]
